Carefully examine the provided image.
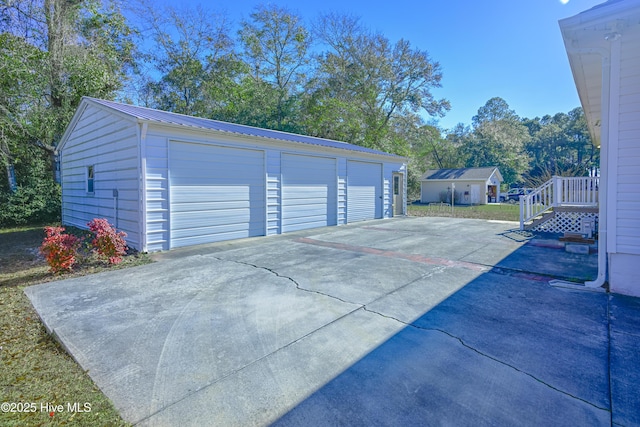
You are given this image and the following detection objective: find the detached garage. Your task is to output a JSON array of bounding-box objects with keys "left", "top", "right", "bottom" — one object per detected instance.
[{"left": 58, "top": 97, "right": 407, "bottom": 252}]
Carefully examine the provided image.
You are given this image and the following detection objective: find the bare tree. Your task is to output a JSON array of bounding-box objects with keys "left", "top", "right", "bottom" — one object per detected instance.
[
  {"left": 239, "top": 4, "right": 312, "bottom": 130},
  {"left": 133, "top": 1, "right": 233, "bottom": 116}
]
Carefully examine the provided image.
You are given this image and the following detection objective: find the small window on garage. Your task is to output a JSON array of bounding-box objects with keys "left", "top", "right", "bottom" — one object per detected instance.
[
  {"left": 393, "top": 175, "right": 400, "bottom": 195},
  {"left": 86, "top": 165, "right": 95, "bottom": 194}
]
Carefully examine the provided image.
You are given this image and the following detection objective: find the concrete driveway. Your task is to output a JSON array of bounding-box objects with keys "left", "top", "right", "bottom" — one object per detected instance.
[{"left": 25, "top": 217, "right": 640, "bottom": 426}]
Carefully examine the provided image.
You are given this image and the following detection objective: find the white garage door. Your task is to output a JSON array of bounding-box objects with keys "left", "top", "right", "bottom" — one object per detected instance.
[
  {"left": 282, "top": 153, "right": 337, "bottom": 232},
  {"left": 347, "top": 160, "right": 382, "bottom": 223},
  {"left": 169, "top": 141, "right": 265, "bottom": 248}
]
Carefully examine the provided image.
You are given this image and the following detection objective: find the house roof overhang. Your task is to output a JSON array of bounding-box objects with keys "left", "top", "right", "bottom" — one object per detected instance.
[{"left": 559, "top": 0, "right": 640, "bottom": 149}]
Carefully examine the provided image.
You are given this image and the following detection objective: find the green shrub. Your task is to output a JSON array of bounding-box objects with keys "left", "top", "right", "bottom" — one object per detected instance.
[{"left": 0, "top": 180, "right": 61, "bottom": 227}]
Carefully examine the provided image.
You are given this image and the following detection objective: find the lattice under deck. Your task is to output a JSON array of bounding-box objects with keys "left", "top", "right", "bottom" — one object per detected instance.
[{"left": 531, "top": 210, "right": 598, "bottom": 234}]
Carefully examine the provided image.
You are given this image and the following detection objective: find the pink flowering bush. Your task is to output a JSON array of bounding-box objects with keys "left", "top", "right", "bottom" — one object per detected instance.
[
  {"left": 40, "top": 226, "right": 81, "bottom": 273},
  {"left": 87, "top": 218, "right": 128, "bottom": 265}
]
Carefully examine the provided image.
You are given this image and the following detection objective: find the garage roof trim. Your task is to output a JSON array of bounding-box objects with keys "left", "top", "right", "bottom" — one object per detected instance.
[{"left": 83, "top": 97, "right": 403, "bottom": 159}]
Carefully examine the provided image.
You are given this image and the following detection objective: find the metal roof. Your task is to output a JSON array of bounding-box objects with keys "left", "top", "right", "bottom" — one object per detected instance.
[
  {"left": 85, "top": 97, "right": 403, "bottom": 159},
  {"left": 420, "top": 167, "right": 502, "bottom": 181}
]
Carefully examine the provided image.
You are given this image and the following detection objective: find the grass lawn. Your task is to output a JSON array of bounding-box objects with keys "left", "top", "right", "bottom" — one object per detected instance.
[
  {"left": 1, "top": 225, "right": 151, "bottom": 427},
  {"left": 408, "top": 202, "right": 521, "bottom": 222}
]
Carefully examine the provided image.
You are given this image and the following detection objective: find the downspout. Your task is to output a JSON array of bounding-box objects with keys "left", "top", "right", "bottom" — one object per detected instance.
[
  {"left": 564, "top": 44, "right": 613, "bottom": 288},
  {"left": 585, "top": 50, "right": 609, "bottom": 289},
  {"left": 559, "top": 42, "right": 611, "bottom": 289},
  {"left": 585, "top": 33, "right": 621, "bottom": 289}
]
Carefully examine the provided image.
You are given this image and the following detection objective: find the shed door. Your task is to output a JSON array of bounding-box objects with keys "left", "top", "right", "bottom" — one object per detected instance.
[
  {"left": 347, "top": 160, "right": 382, "bottom": 223},
  {"left": 169, "top": 141, "right": 265, "bottom": 248},
  {"left": 282, "top": 153, "right": 337, "bottom": 232},
  {"left": 393, "top": 173, "right": 404, "bottom": 216},
  {"left": 470, "top": 184, "right": 481, "bottom": 204}
]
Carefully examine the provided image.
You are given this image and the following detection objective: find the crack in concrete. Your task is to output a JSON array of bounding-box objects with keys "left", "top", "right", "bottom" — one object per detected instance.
[
  {"left": 211, "top": 255, "right": 448, "bottom": 312},
  {"left": 210, "top": 255, "right": 359, "bottom": 306},
  {"left": 609, "top": 328, "right": 640, "bottom": 338},
  {"left": 361, "top": 306, "right": 611, "bottom": 413},
  {"left": 205, "top": 255, "right": 610, "bottom": 416}
]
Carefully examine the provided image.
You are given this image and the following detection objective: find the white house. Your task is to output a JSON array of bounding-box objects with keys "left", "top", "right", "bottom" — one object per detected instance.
[
  {"left": 58, "top": 97, "right": 407, "bottom": 252},
  {"left": 420, "top": 167, "right": 503, "bottom": 205},
  {"left": 560, "top": 0, "right": 640, "bottom": 296}
]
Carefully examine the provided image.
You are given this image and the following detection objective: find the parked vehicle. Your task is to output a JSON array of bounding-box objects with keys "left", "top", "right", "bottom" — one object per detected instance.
[{"left": 501, "top": 188, "right": 531, "bottom": 203}]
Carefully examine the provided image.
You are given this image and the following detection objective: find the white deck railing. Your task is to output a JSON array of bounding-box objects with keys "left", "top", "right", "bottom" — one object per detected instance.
[
  {"left": 519, "top": 176, "right": 599, "bottom": 230},
  {"left": 557, "top": 176, "right": 600, "bottom": 206}
]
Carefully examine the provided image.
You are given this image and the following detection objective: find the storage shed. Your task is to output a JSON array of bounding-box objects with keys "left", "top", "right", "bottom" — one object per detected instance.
[
  {"left": 57, "top": 98, "right": 407, "bottom": 252},
  {"left": 420, "top": 167, "right": 503, "bottom": 205}
]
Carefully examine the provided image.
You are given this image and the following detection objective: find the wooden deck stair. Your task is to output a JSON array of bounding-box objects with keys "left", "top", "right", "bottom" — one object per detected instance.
[
  {"left": 519, "top": 176, "right": 599, "bottom": 232},
  {"left": 524, "top": 211, "right": 555, "bottom": 231},
  {"left": 559, "top": 233, "right": 595, "bottom": 244}
]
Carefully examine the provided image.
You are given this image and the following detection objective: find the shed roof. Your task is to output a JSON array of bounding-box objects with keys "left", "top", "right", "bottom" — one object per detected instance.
[
  {"left": 71, "top": 97, "right": 403, "bottom": 159},
  {"left": 420, "top": 167, "right": 503, "bottom": 182}
]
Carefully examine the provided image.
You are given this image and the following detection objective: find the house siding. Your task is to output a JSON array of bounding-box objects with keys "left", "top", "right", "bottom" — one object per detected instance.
[
  {"left": 382, "top": 164, "right": 392, "bottom": 218},
  {"left": 337, "top": 158, "right": 348, "bottom": 225},
  {"left": 422, "top": 182, "right": 450, "bottom": 204},
  {"left": 421, "top": 180, "right": 488, "bottom": 205},
  {"left": 266, "top": 150, "right": 281, "bottom": 236},
  {"left": 61, "top": 104, "right": 141, "bottom": 249},
  {"left": 143, "top": 130, "right": 169, "bottom": 252},
  {"left": 615, "top": 30, "right": 640, "bottom": 255},
  {"left": 384, "top": 162, "right": 407, "bottom": 216}
]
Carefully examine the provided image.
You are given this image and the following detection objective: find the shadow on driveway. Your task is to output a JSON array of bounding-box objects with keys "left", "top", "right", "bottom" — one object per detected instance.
[{"left": 274, "top": 267, "right": 611, "bottom": 426}]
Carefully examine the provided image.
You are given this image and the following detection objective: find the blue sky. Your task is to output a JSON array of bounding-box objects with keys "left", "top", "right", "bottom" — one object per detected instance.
[{"left": 154, "top": 0, "right": 604, "bottom": 131}]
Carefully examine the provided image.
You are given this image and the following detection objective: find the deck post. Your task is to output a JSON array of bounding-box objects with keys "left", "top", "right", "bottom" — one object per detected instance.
[
  {"left": 519, "top": 196, "right": 525, "bottom": 230},
  {"left": 552, "top": 175, "right": 561, "bottom": 207}
]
